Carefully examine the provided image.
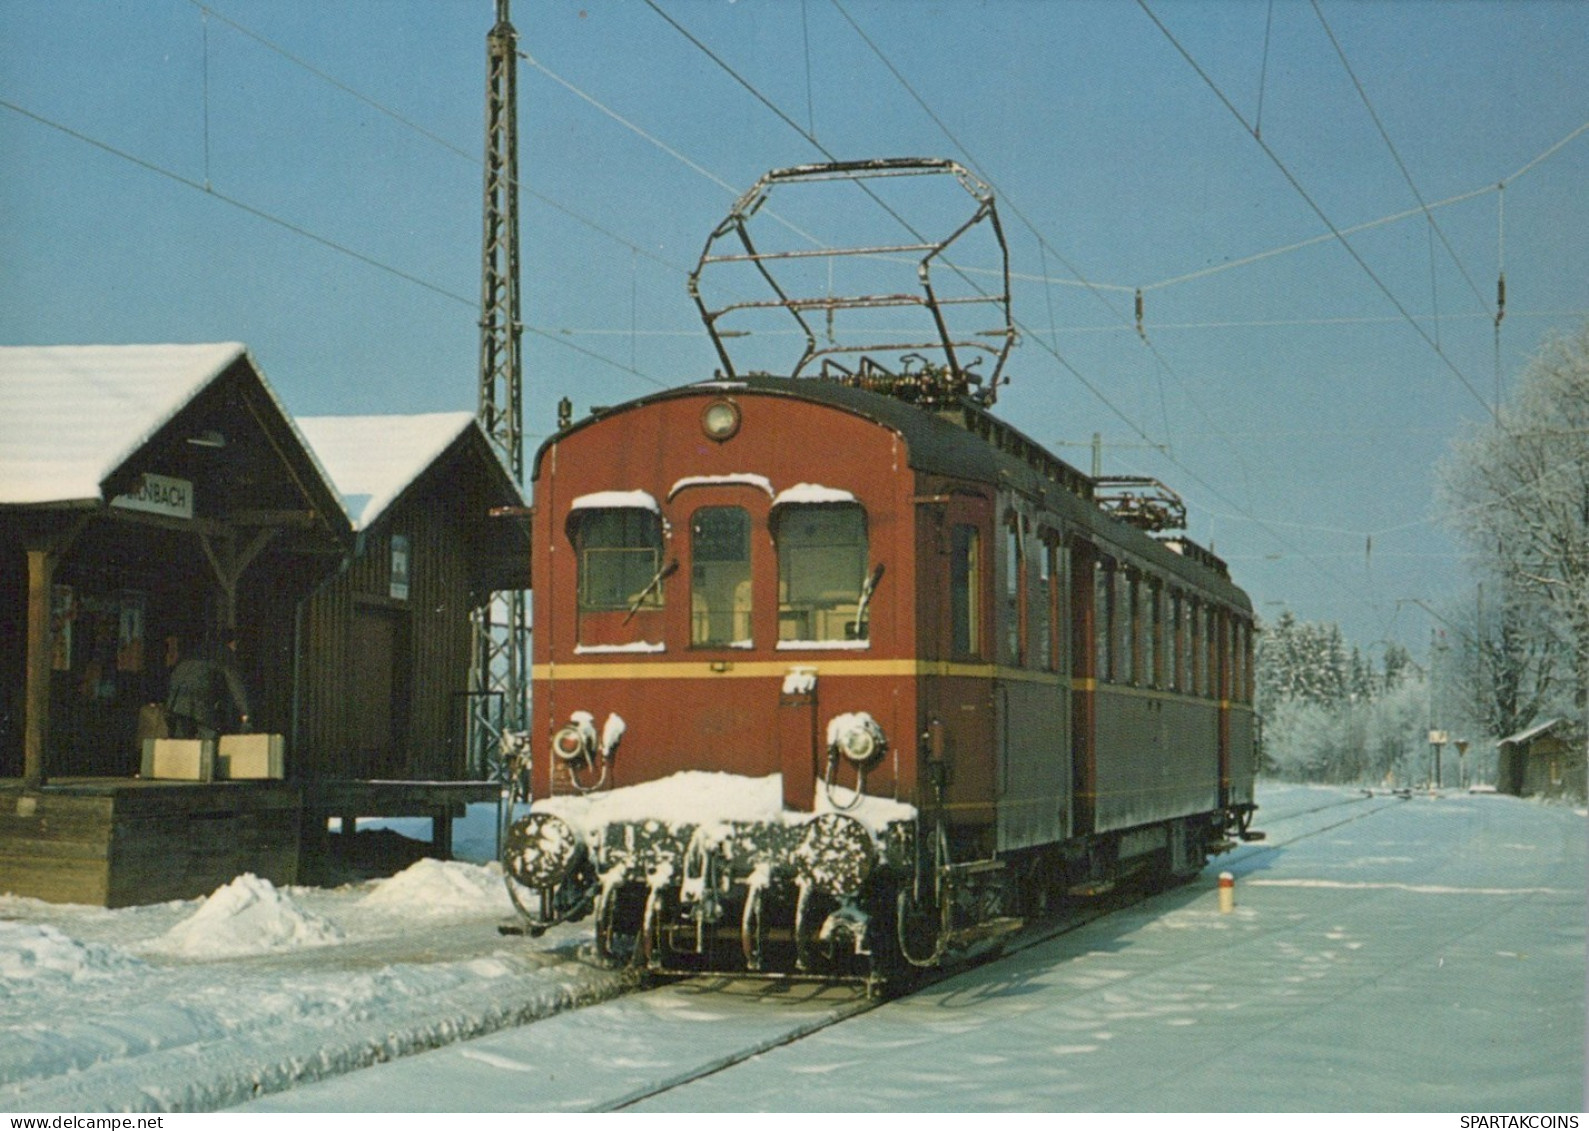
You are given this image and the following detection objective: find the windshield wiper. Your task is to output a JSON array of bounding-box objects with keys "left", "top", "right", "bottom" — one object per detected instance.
[{"left": 623, "top": 558, "right": 677, "bottom": 624}]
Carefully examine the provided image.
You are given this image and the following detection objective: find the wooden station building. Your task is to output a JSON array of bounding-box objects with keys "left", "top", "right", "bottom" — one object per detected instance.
[{"left": 0, "top": 344, "right": 529, "bottom": 905}]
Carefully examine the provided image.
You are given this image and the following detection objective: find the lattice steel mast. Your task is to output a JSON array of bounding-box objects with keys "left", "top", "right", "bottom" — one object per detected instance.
[{"left": 469, "top": 0, "right": 529, "bottom": 777}]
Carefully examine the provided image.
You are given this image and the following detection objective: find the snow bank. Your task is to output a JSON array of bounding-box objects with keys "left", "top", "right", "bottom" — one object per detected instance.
[
  {"left": 361, "top": 859, "right": 513, "bottom": 916},
  {"left": 536, "top": 771, "right": 786, "bottom": 831},
  {"left": 534, "top": 770, "right": 916, "bottom": 837},
  {"left": 150, "top": 874, "right": 344, "bottom": 958},
  {"left": 0, "top": 921, "right": 144, "bottom": 985}
]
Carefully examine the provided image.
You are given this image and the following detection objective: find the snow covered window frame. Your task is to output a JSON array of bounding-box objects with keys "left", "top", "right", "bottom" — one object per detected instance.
[
  {"left": 771, "top": 488, "right": 869, "bottom": 646},
  {"left": 567, "top": 502, "right": 665, "bottom": 613}
]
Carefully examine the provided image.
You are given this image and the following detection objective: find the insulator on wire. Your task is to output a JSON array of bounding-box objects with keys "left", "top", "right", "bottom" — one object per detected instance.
[
  {"left": 1134, "top": 288, "right": 1146, "bottom": 341},
  {"left": 1495, "top": 273, "right": 1506, "bottom": 327}
]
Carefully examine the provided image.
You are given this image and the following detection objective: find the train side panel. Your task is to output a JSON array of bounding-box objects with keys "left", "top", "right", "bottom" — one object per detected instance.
[{"left": 1092, "top": 690, "right": 1220, "bottom": 833}]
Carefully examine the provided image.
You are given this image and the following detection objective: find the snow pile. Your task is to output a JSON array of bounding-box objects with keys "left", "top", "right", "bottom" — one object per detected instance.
[
  {"left": 151, "top": 874, "right": 344, "bottom": 958},
  {"left": 534, "top": 770, "right": 917, "bottom": 839},
  {"left": 814, "top": 783, "right": 917, "bottom": 829},
  {"left": 361, "top": 859, "right": 512, "bottom": 916},
  {"left": 0, "top": 921, "right": 143, "bottom": 985},
  {"left": 536, "top": 771, "right": 785, "bottom": 831}
]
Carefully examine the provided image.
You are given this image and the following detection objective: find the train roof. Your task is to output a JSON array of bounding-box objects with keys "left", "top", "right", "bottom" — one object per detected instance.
[{"left": 535, "top": 375, "right": 1249, "bottom": 611}]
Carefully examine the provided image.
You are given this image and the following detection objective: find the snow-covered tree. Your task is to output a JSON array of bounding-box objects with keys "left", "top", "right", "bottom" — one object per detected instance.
[
  {"left": 1440, "top": 319, "right": 1589, "bottom": 753},
  {"left": 1257, "top": 615, "right": 1430, "bottom": 783}
]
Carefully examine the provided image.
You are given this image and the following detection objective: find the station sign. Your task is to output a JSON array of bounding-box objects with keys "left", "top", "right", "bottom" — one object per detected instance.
[{"left": 112, "top": 473, "right": 194, "bottom": 520}]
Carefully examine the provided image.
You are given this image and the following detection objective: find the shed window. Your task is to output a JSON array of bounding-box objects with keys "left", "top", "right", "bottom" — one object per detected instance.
[
  {"left": 777, "top": 503, "right": 868, "bottom": 643},
  {"left": 691, "top": 506, "right": 752, "bottom": 647},
  {"left": 572, "top": 508, "right": 663, "bottom": 612}
]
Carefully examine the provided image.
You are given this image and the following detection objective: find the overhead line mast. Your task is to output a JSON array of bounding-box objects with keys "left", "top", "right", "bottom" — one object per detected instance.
[{"left": 470, "top": 0, "right": 529, "bottom": 779}]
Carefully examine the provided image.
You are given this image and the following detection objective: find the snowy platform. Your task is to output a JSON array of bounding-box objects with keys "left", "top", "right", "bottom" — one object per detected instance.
[
  {"left": 0, "top": 777, "right": 300, "bottom": 907},
  {"left": 0, "top": 777, "right": 501, "bottom": 908}
]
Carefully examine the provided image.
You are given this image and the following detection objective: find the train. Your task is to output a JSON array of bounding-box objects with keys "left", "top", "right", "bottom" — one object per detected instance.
[{"left": 501, "top": 159, "right": 1260, "bottom": 992}]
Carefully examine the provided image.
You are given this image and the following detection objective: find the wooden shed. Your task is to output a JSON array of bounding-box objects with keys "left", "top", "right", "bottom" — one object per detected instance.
[
  {"left": 0, "top": 346, "right": 532, "bottom": 904},
  {"left": 293, "top": 413, "right": 530, "bottom": 859},
  {"left": 1496, "top": 718, "right": 1585, "bottom": 804},
  {"left": 0, "top": 343, "right": 350, "bottom": 904}
]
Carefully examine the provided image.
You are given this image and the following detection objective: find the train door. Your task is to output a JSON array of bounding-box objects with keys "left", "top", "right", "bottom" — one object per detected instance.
[
  {"left": 995, "top": 511, "right": 1068, "bottom": 851},
  {"left": 1069, "top": 537, "right": 1098, "bottom": 837},
  {"left": 918, "top": 489, "right": 995, "bottom": 852}
]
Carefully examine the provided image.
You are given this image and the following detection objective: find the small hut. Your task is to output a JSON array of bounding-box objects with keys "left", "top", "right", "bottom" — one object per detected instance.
[
  {"left": 1496, "top": 718, "right": 1585, "bottom": 804},
  {"left": 293, "top": 413, "right": 530, "bottom": 862}
]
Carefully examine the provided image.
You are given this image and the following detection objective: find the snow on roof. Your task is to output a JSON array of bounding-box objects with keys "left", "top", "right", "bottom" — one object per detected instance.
[
  {"left": 569, "top": 489, "right": 660, "bottom": 513},
  {"left": 667, "top": 474, "right": 775, "bottom": 499},
  {"left": 1496, "top": 717, "right": 1568, "bottom": 748},
  {"left": 297, "top": 412, "right": 479, "bottom": 530},
  {"left": 0, "top": 342, "right": 247, "bottom": 505},
  {"left": 772, "top": 483, "right": 857, "bottom": 506}
]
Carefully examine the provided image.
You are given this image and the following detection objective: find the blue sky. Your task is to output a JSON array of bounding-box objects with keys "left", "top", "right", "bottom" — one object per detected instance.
[{"left": 3, "top": 0, "right": 1586, "bottom": 660}]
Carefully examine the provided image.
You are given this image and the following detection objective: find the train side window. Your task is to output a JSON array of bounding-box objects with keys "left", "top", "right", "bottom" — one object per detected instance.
[
  {"left": 1230, "top": 618, "right": 1244, "bottom": 703},
  {"left": 1171, "top": 591, "right": 1188, "bottom": 692},
  {"left": 1031, "top": 535, "right": 1053, "bottom": 672},
  {"left": 1118, "top": 569, "right": 1136, "bottom": 685},
  {"left": 572, "top": 507, "right": 664, "bottom": 612},
  {"left": 1244, "top": 620, "right": 1256, "bottom": 703},
  {"left": 1004, "top": 517, "right": 1025, "bottom": 667},
  {"left": 1051, "top": 539, "right": 1069, "bottom": 673},
  {"left": 776, "top": 503, "right": 868, "bottom": 644},
  {"left": 1094, "top": 559, "right": 1113, "bottom": 681},
  {"left": 1189, "top": 597, "right": 1204, "bottom": 695},
  {"left": 1146, "top": 580, "right": 1163, "bottom": 689},
  {"left": 951, "top": 523, "right": 983, "bottom": 658},
  {"left": 690, "top": 506, "right": 752, "bottom": 648},
  {"left": 1204, "top": 606, "right": 1219, "bottom": 698}
]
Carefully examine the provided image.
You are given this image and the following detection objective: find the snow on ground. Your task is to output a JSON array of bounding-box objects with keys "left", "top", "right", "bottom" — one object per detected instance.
[
  {"left": 1, "top": 783, "right": 1582, "bottom": 1113},
  {"left": 0, "top": 807, "right": 625, "bottom": 1113}
]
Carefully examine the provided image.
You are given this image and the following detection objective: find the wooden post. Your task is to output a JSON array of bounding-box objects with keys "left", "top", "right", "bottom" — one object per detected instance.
[{"left": 23, "top": 547, "right": 54, "bottom": 790}]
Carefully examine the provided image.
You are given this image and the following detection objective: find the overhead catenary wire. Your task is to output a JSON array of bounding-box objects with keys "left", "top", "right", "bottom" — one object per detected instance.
[
  {"left": 804, "top": 2, "right": 1379, "bottom": 617},
  {"left": 1136, "top": 0, "right": 1499, "bottom": 424},
  {"left": 0, "top": 98, "right": 673, "bottom": 393},
  {"left": 1309, "top": 0, "right": 1490, "bottom": 318},
  {"left": 633, "top": 0, "right": 1390, "bottom": 622}
]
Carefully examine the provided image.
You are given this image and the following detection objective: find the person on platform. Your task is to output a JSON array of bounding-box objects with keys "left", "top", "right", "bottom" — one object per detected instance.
[{"left": 164, "top": 630, "right": 250, "bottom": 741}]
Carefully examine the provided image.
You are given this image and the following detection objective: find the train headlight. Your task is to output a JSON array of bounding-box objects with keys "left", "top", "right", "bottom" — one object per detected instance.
[
  {"left": 504, "top": 812, "right": 582, "bottom": 888},
  {"left": 701, "top": 399, "right": 741, "bottom": 441},
  {"left": 553, "top": 713, "right": 598, "bottom": 763},
  {"left": 827, "top": 711, "right": 887, "bottom": 766}
]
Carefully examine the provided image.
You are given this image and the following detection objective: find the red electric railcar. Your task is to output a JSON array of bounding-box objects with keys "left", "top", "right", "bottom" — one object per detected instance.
[{"left": 502, "top": 161, "right": 1259, "bottom": 991}]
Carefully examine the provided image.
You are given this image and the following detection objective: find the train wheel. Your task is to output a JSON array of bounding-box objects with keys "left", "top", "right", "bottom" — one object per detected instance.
[
  {"left": 639, "top": 884, "right": 672, "bottom": 969},
  {"left": 895, "top": 885, "right": 945, "bottom": 968},
  {"left": 595, "top": 883, "right": 645, "bottom": 967},
  {"left": 740, "top": 883, "right": 766, "bottom": 971}
]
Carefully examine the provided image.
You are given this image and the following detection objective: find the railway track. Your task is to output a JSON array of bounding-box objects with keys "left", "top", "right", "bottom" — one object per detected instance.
[{"left": 598, "top": 788, "right": 1400, "bottom": 1112}]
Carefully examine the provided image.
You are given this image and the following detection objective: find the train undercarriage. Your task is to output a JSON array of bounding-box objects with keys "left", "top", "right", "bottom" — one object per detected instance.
[{"left": 501, "top": 798, "right": 1261, "bottom": 995}]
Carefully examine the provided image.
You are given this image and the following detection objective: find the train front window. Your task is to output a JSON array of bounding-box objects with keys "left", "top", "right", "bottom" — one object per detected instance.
[
  {"left": 776, "top": 503, "right": 868, "bottom": 643},
  {"left": 691, "top": 506, "right": 752, "bottom": 647},
  {"left": 572, "top": 507, "right": 663, "bottom": 612}
]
